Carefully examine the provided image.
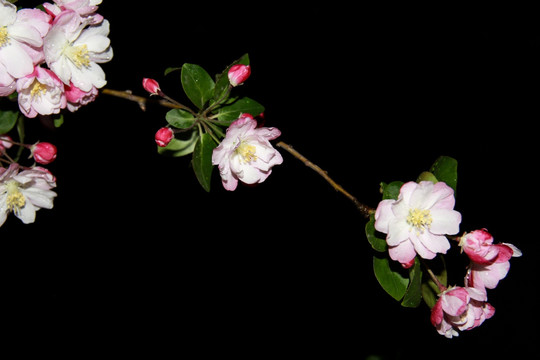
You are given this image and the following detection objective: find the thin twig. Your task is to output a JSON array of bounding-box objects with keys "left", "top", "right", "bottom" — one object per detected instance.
[
  {"left": 276, "top": 141, "right": 373, "bottom": 218},
  {"left": 101, "top": 88, "right": 184, "bottom": 111}
]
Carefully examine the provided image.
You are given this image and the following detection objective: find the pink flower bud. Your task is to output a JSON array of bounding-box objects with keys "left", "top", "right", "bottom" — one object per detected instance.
[
  {"left": 155, "top": 127, "right": 174, "bottom": 147},
  {"left": 32, "top": 142, "right": 57, "bottom": 165},
  {"left": 142, "top": 78, "right": 161, "bottom": 95},
  {"left": 228, "top": 65, "right": 251, "bottom": 87}
]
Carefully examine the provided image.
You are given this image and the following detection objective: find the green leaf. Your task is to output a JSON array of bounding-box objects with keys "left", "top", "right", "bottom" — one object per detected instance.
[
  {"left": 216, "top": 97, "right": 265, "bottom": 122},
  {"left": 365, "top": 214, "right": 387, "bottom": 252},
  {"left": 181, "top": 63, "right": 215, "bottom": 109},
  {"left": 401, "top": 257, "right": 423, "bottom": 308},
  {"left": 192, "top": 132, "right": 217, "bottom": 192},
  {"left": 0, "top": 110, "right": 19, "bottom": 134},
  {"left": 429, "top": 156, "right": 458, "bottom": 193},
  {"left": 157, "top": 129, "right": 198, "bottom": 157},
  {"left": 164, "top": 67, "right": 181, "bottom": 76},
  {"left": 53, "top": 114, "right": 64, "bottom": 128},
  {"left": 165, "top": 108, "right": 196, "bottom": 129},
  {"left": 214, "top": 53, "right": 250, "bottom": 101},
  {"left": 373, "top": 255, "right": 409, "bottom": 301},
  {"left": 416, "top": 171, "right": 438, "bottom": 184},
  {"left": 380, "top": 181, "right": 404, "bottom": 200}
]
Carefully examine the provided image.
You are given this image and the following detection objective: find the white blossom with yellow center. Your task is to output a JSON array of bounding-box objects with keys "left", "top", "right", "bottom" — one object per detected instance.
[
  {"left": 374, "top": 181, "right": 462, "bottom": 268},
  {"left": 0, "top": 164, "right": 57, "bottom": 227}
]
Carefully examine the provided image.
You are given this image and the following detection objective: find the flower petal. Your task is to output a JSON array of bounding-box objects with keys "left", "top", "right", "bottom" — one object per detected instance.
[{"left": 430, "top": 208, "right": 461, "bottom": 235}]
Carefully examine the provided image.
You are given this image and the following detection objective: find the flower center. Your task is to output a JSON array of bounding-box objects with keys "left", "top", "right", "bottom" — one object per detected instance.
[
  {"left": 406, "top": 208, "right": 432, "bottom": 231},
  {"left": 64, "top": 43, "right": 91, "bottom": 68},
  {"left": 30, "top": 80, "right": 47, "bottom": 99},
  {"left": 5, "top": 181, "right": 25, "bottom": 215},
  {"left": 0, "top": 27, "right": 10, "bottom": 47},
  {"left": 236, "top": 142, "right": 257, "bottom": 163}
]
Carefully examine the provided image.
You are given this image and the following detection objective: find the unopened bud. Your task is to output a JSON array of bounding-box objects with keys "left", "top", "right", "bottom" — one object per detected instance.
[
  {"left": 228, "top": 65, "right": 251, "bottom": 87},
  {"left": 32, "top": 142, "right": 57, "bottom": 165},
  {"left": 142, "top": 78, "right": 161, "bottom": 95},
  {"left": 155, "top": 127, "right": 174, "bottom": 147}
]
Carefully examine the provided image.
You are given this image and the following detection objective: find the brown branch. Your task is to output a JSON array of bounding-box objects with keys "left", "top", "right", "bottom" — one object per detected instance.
[
  {"left": 101, "top": 88, "right": 184, "bottom": 111},
  {"left": 276, "top": 141, "right": 374, "bottom": 218}
]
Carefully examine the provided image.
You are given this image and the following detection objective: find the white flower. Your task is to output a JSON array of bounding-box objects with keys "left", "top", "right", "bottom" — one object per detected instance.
[
  {"left": 212, "top": 114, "right": 283, "bottom": 191},
  {"left": 374, "top": 181, "right": 462, "bottom": 268},
  {"left": 0, "top": 0, "right": 47, "bottom": 79},
  {"left": 43, "top": 9, "right": 112, "bottom": 92},
  {"left": 0, "top": 164, "right": 57, "bottom": 227},
  {"left": 17, "top": 66, "right": 67, "bottom": 118}
]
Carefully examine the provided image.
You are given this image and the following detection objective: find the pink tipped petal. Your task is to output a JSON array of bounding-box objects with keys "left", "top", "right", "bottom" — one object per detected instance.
[{"left": 388, "top": 240, "right": 417, "bottom": 267}]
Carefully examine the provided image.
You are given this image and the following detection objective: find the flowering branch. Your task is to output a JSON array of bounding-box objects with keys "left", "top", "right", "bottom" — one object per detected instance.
[
  {"left": 0, "top": 1, "right": 524, "bottom": 342},
  {"left": 276, "top": 141, "right": 373, "bottom": 218}
]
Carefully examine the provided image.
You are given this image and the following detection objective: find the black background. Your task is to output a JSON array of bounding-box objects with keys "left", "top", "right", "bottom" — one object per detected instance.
[{"left": 2, "top": 2, "right": 538, "bottom": 358}]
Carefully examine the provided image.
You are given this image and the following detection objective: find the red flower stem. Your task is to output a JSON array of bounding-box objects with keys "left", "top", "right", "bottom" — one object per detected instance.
[{"left": 420, "top": 258, "right": 447, "bottom": 293}]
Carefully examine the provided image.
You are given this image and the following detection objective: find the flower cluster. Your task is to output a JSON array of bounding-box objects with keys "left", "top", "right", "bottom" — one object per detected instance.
[
  {"left": 0, "top": 0, "right": 112, "bottom": 117},
  {"left": 0, "top": 0, "right": 111, "bottom": 227},
  {"left": 374, "top": 181, "right": 521, "bottom": 338},
  {"left": 143, "top": 62, "right": 283, "bottom": 192}
]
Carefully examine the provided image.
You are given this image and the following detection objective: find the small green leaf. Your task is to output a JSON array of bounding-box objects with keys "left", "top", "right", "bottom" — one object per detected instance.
[
  {"left": 216, "top": 97, "right": 264, "bottom": 122},
  {"left": 192, "top": 133, "right": 217, "bottom": 192},
  {"left": 416, "top": 171, "right": 438, "bottom": 184},
  {"left": 181, "top": 63, "right": 215, "bottom": 109},
  {"left": 164, "top": 67, "right": 181, "bottom": 76},
  {"left": 373, "top": 255, "right": 409, "bottom": 301},
  {"left": 429, "top": 156, "right": 458, "bottom": 193},
  {"left": 0, "top": 110, "right": 19, "bottom": 134},
  {"left": 365, "top": 214, "right": 387, "bottom": 252},
  {"left": 157, "top": 129, "right": 198, "bottom": 157},
  {"left": 401, "top": 257, "right": 423, "bottom": 308},
  {"left": 165, "top": 108, "right": 196, "bottom": 129},
  {"left": 53, "top": 114, "right": 64, "bottom": 128},
  {"left": 380, "top": 181, "right": 404, "bottom": 200}
]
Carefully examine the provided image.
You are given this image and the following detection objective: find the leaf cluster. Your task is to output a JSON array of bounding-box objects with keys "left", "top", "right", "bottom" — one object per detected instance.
[{"left": 158, "top": 54, "right": 264, "bottom": 192}]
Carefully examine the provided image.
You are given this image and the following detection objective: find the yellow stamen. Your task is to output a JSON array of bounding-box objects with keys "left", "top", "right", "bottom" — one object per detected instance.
[
  {"left": 0, "top": 27, "right": 10, "bottom": 47},
  {"left": 406, "top": 208, "right": 432, "bottom": 232},
  {"left": 30, "top": 80, "right": 47, "bottom": 99},
  {"left": 236, "top": 142, "right": 257, "bottom": 163},
  {"left": 65, "top": 44, "right": 91, "bottom": 68},
  {"left": 6, "top": 181, "right": 25, "bottom": 215}
]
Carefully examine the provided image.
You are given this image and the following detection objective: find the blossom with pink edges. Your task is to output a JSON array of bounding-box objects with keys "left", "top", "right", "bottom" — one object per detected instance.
[
  {"left": 374, "top": 181, "right": 462, "bottom": 268},
  {"left": 431, "top": 286, "right": 495, "bottom": 338},
  {"left": 212, "top": 113, "right": 282, "bottom": 191}
]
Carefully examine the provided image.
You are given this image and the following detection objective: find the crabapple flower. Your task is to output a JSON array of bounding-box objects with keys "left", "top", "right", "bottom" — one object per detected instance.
[
  {"left": 155, "top": 127, "right": 174, "bottom": 147},
  {"left": 0, "top": 163, "right": 57, "bottom": 227},
  {"left": 142, "top": 78, "right": 161, "bottom": 95},
  {"left": 43, "top": 9, "right": 112, "bottom": 92},
  {"left": 431, "top": 286, "right": 495, "bottom": 338},
  {"left": 31, "top": 142, "right": 57, "bottom": 164},
  {"left": 212, "top": 113, "right": 283, "bottom": 191},
  {"left": 228, "top": 64, "right": 251, "bottom": 86},
  {"left": 460, "top": 229, "right": 522, "bottom": 293},
  {"left": 16, "top": 66, "right": 67, "bottom": 118},
  {"left": 374, "top": 181, "right": 462, "bottom": 268},
  {"left": 0, "top": 1, "right": 50, "bottom": 79}
]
